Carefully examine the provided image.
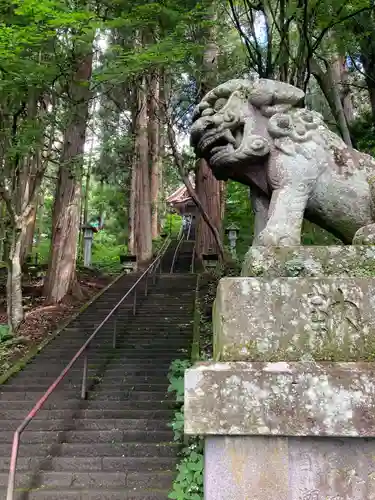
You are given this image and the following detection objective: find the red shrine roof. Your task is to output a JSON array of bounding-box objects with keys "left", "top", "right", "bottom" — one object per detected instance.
[{"left": 166, "top": 181, "right": 195, "bottom": 205}]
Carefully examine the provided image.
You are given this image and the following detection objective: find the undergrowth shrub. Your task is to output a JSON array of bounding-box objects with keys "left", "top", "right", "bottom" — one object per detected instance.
[{"left": 167, "top": 359, "right": 203, "bottom": 500}]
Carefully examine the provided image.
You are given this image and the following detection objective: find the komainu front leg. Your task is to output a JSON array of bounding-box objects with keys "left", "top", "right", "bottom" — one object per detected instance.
[{"left": 257, "top": 186, "right": 310, "bottom": 246}]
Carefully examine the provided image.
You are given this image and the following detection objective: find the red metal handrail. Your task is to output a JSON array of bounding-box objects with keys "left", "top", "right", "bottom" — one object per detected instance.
[{"left": 6, "top": 237, "right": 171, "bottom": 500}]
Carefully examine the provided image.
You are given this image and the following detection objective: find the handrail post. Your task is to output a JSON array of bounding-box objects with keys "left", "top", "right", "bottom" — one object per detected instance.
[
  {"left": 133, "top": 288, "right": 137, "bottom": 316},
  {"left": 6, "top": 431, "right": 19, "bottom": 500},
  {"left": 187, "top": 217, "right": 192, "bottom": 240},
  {"left": 112, "top": 313, "right": 117, "bottom": 349},
  {"left": 153, "top": 265, "right": 157, "bottom": 285},
  {"left": 81, "top": 350, "right": 88, "bottom": 400},
  {"left": 145, "top": 272, "right": 148, "bottom": 296}
]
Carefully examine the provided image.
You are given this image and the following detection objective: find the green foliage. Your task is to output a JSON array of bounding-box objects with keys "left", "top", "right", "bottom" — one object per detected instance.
[
  {"left": 350, "top": 112, "right": 375, "bottom": 157},
  {"left": 169, "top": 440, "right": 204, "bottom": 500},
  {"left": 224, "top": 181, "right": 253, "bottom": 261},
  {"left": 91, "top": 241, "right": 127, "bottom": 274},
  {"left": 301, "top": 221, "right": 341, "bottom": 246},
  {"left": 167, "top": 358, "right": 203, "bottom": 500},
  {"left": 32, "top": 238, "right": 51, "bottom": 264},
  {"left": 167, "top": 358, "right": 191, "bottom": 403},
  {"left": 0, "top": 324, "right": 12, "bottom": 343},
  {"left": 164, "top": 212, "right": 183, "bottom": 237}
]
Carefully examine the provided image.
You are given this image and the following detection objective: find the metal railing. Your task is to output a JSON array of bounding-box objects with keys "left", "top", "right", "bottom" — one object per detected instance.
[
  {"left": 191, "top": 239, "right": 196, "bottom": 274},
  {"left": 170, "top": 217, "right": 192, "bottom": 274},
  {"left": 6, "top": 237, "right": 171, "bottom": 500}
]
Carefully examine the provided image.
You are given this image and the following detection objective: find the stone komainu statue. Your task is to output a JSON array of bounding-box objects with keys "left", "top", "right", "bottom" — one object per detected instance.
[{"left": 190, "top": 78, "right": 375, "bottom": 246}]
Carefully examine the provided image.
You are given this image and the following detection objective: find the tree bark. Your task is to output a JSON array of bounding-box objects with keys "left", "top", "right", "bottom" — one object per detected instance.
[
  {"left": 361, "top": 49, "right": 375, "bottom": 126},
  {"left": 7, "top": 224, "right": 24, "bottom": 332},
  {"left": 311, "top": 58, "right": 352, "bottom": 146},
  {"left": 331, "top": 56, "right": 354, "bottom": 126},
  {"left": 148, "top": 70, "right": 160, "bottom": 240},
  {"left": 195, "top": 11, "right": 222, "bottom": 258},
  {"left": 134, "top": 75, "right": 152, "bottom": 264},
  {"left": 44, "top": 42, "right": 93, "bottom": 303},
  {"left": 196, "top": 159, "right": 222, "bottom": 256},
  {"left": 128, "top": 154, "right": 137, "bottom": 254},
  {"left": 20, "top": 204, "right": 37, "bottom": 264},
  {"left": 0, "top": 201, "right": 6, "bottom": 262},
  {"left": 157, "top": 127, "right": 165, "bottom": 233}
]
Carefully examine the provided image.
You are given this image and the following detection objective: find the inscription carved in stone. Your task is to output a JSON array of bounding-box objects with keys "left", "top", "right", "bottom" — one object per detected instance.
[
  {"left": 306, "top": 286, "right": 363, "bottom": 344},
  {"left": 302, "top": 493, "right": 345, "bottom": 500},
  {"left": 301, "top": 491, "right": 344, "bottom": 500}
]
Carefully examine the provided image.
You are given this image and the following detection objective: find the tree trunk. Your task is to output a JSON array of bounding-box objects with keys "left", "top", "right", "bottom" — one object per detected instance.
[
  {"left": 44, "top": 166, "right": 83, "bottom": 302},
  {"left": 80, "top": 156, "right": 91, "bottom": 257},
  {"left": 220, "top": 181, "right": 226, "bottom": 221},
  {"left": 157, "top": 72, "right": 167, "bottom": 233},
  {"left": 148, "top": 70, "right": 160, "bottom": 240},
  {"left": 195, "top": 11, "right": 222, "bottom": 258},
  {"left": 311, "top": 58, "right": 352, "bottom": 146},
  {"left": 196, "top": 159, "right": 222, "bottom": 256},
  {"left": 361, "top": 49, "right": 375, "bottom": 126},
  {"left": 7, "top": 224, "right": 24, "bottom": 332},
  {"left": 128, "top": 154, "right": 137, "bottom": 254},
  {"left": 157, "top": 128, "right": 165, "bottom": 233},
  {"left": 44, "top": 43, "right": 93, "bottom": 303},
  {"left": 20, "top": 204, "right": 37, "bottom": 264},
  {"left": 331, "top": 56, "right": 354, "bottom": 126},
  {"left": 0, "top": 201, "right": 6, "bottom": 261},
  {"left": 134, "top": 75, "right": 152, "bottom": 264}
]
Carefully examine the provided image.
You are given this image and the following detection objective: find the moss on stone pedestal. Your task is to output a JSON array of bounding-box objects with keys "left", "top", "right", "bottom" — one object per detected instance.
[
  {"left": 216, "top": 334, "right": 375, "bottom": 363},
  {"left": 242, "top": 246, "right": 375, "bottom": 278}
]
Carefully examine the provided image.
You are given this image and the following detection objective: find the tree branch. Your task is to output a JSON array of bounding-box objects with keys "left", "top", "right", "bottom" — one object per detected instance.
[
  {"left": 312, "top": 6, "right": 372, "bottom": 53},
  {"left": 164, "top": 114, "right": 225, "bottom": 260}
]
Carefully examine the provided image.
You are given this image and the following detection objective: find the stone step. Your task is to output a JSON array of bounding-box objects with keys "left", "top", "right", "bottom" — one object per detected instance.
[
  {"left": 1, "top": 383, "right": 169, "bottom": 392},
  {"left": 0, "top": 429, "right": 173, "bottom": 444},
  {"left": 27, "top": 358, "right": 174, "bottom": 365},
  {"left": 0, "top": 442, "right": 179, "bottom": 457},
  {"left": 13, "top": 368, "right": 171, "bottom": 378},
  {"left": 2, "top": 378, "right": 170, "bottom": 389},
  {"left": 0, "top": 400, "right": 177, "bottom": 411},
  {"left": 0, "top": 418, "right": 171, "bottom": 431},
  {"left": 1, "top": 376, "right": 169, "bottom": 392},
  {"left": 0, "top": 455, "right": 177, "bottom": 472},
  {"left": 0, "top": 388, "right": 171, "bottom": 401},
  {"left": 17, "top": 488, "right": 170, "bottom": 499},
  {"left": 0, "top": 409, "right": 174, "bottom": 421},
  {"left": 42, "top": 343, "right": 189, "bottom": 350},
  {"left": 0, "top": 470, "right": 175, "bottom": 489}
]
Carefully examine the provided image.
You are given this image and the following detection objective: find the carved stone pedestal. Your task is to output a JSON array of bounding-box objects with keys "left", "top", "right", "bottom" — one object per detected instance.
[{"left": 184, "top": 247, "right": 375, "bottom": 500}]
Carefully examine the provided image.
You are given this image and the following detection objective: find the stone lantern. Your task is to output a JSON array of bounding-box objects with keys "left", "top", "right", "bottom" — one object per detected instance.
[
  {"left": 202, "top": 250, "right": 219, "bottom": 270},
  {"left": 225, "top": 223, "right": 239, "bottom": 258},
  {"left": 82, "top": 224, "right": 98, "bottom": 268}
]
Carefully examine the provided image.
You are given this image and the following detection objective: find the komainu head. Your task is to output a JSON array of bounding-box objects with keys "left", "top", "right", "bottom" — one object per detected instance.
[{"left": 190, "top": 78, "right": 324, "bottom": 180}]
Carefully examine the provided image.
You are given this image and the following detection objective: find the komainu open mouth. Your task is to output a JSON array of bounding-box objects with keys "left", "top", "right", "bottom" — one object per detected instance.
[{"left": 197, "top": 129, "right": 236, "bottom": 157}]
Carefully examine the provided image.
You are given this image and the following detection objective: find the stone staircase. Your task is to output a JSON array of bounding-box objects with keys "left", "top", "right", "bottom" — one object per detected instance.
[
  {"left": 172, "top": 241, "right": 195, "bottom": 274},
  {"left": 0, "top": 266, "right": 196, "bottom": 499}
]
